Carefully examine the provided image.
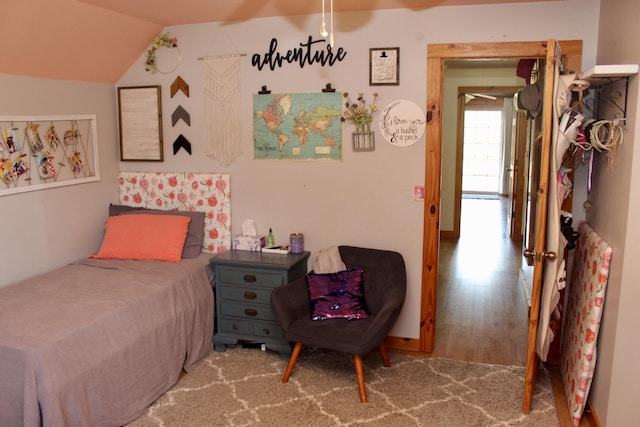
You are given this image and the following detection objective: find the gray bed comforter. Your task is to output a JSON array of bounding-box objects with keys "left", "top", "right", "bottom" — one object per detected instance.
[{"left": 0, "top": 254, "right": 214, "bottom": 427}]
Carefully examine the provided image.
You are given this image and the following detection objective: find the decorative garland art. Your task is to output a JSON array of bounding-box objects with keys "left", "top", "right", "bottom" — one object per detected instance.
[
  {"left": 0, "top": 115, "right": 99, "bottom": 196},
  {"left": 145, "top": 32, "right": 180, "bottom": 74}
]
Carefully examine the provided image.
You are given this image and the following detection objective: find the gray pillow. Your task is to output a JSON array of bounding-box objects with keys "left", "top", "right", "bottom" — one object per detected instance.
[{"left": 108, "top": 204, "right": 204, "bottom": 258}]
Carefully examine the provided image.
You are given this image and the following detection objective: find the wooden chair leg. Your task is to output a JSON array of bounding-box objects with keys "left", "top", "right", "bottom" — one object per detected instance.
[
  {"left": 378, "top": 342, "right": 391, "bottom": 367},
  {"left": 282, "top": 342, "right": 303, "bottom": 383},
  {"left": 353, "top": 354, "right": 367, "bottom": 403}
]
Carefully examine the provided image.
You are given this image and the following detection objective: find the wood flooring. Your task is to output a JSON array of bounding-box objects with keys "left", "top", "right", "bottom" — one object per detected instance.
[
  {"left": 430, "top": 196, "right": 593, "bottom": 427},
  {"left": 434, "top": 196, "right": 528, "bottom": 365}
]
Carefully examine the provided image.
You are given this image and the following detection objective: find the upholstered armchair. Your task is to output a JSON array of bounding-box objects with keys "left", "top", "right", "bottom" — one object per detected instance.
[{"left": 270, "top": 246, "right": 407, "bottom": 402}]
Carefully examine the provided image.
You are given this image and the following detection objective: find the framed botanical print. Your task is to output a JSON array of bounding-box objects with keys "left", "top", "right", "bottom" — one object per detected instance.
[
  {"left": 117, "top": 86, "right": 164, "bottom": 161},
  {"left": 369, "top": 47, "right": 400, "bottom": 86}
]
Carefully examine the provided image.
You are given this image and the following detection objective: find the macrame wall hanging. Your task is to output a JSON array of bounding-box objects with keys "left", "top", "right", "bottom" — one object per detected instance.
[{"left": 200, "top": 55, "right": 244, "bottom": 166}]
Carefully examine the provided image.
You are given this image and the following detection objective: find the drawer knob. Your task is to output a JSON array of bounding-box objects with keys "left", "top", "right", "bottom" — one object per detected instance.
[
  {"left": 262, "top": 328, "right": 270, "bottom": 335},
  {"left": 243, "top": 274, "right": 257, "bottom": 283},
  {"left": 232, "top": 323, "right": 239, "bottom": 330},
  {"left": 244, "top": 291, "right": 257, "bottom": 300},
  {"left": 245, "top": 308, "right": 258, "bottom": 316}
]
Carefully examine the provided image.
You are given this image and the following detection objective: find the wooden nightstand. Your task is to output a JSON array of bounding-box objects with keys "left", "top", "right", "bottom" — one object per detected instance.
[{"left": 209, "top": 250, "right": 310, "bottom": 359}]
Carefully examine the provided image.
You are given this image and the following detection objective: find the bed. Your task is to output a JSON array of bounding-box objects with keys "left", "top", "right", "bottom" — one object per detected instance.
[{"left": 0, "top": 172, "right": 231, "bottom": 427}]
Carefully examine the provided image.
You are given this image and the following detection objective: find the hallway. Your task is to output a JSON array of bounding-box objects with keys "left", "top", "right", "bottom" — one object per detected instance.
[{"left": 433, "top": 196, "right": 529, "bottom": 366}]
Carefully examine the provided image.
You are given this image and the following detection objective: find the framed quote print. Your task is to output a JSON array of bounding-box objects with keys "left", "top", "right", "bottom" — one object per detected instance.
[
  {"left": 117, "top": 85, "right": 164, "bottom": 161},
  {"left": 369, "top": 47, "right": 400, "bottom": 86}
]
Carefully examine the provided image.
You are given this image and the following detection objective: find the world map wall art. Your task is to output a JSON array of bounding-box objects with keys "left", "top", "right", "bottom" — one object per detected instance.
[{"left": 253, "top": 92, "right": 342, "bottom": 161}]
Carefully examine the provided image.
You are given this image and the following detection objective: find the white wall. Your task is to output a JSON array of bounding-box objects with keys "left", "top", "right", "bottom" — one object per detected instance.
[
  {"left": 0, "top": 74, "right": 119, "bottom": 287},
  {"left": 116, "top": 1, "right": 599, "bottom": 339},
  {"left": 587, "top": 0, "right": 640, "bottom": 425},
  {"left": 0, "top": 0, "right": 599, "bottom": 342}
]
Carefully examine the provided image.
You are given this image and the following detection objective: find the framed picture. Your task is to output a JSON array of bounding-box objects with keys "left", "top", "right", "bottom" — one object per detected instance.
[
  {"left": 369, "top": 47, "right": 400, "bottom": 86},
  {"left": 0, "top": 114, "right": 100, "bottom": 196},
  {"left": 117, "top": 86, "right": 164, "bottom": 161}
]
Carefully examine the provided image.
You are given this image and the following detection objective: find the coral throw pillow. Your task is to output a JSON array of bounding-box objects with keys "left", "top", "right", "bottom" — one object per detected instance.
[
  {"left": 108, "top": 204, "right": 205, "bottom": 258},
  {"left": 90, "top": 214, "right": 191, "bottom": 262},
  {"left": 306, "top": 268, "right": 368, "bottom": 320}
]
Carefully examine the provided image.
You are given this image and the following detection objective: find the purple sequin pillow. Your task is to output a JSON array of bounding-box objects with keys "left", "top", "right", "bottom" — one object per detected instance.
[{"left": 306, "top": 268, "right": 368, "bottom": 321}]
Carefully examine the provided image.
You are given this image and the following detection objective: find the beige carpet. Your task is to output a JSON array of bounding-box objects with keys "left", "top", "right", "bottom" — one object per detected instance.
[{"left": 128, "top": 347, "right": 558, "bottom": 427}]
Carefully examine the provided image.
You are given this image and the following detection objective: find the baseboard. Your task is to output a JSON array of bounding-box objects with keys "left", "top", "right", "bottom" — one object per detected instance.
[
  {"left": 440, "top": 230, "right": 458, "bottom": 239},
  {"left": 385, "top": 336, "right": 421, "bottom": 353},
  {"left": 584, "top": 400, "right": 601, "bottom": 427}
]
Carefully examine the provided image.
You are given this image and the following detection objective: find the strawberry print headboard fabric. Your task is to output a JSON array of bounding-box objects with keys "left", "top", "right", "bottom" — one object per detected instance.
[
  {"left": 560, "top": 222, "right": 612, "bottom": 425},
  {"left": 118, "top": 172, "right": 231, "bottom": 253}
]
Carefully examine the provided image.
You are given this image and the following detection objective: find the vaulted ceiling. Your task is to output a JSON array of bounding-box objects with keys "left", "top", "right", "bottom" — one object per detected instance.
[{"left": 2, "top": 0, "right": 551, "bottom": 83}]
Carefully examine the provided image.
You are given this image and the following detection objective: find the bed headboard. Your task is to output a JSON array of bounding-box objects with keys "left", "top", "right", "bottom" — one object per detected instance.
[{"left": 118, "top": 172, "right": 231, "bottom": 253}]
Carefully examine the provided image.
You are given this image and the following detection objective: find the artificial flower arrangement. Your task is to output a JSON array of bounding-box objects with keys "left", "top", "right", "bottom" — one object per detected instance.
[
  {"left": 341, "top": 92, "right": 379, "bottom": 131},
  {"left": 145, "top": 32, "right": 178, "bottom": 74}
]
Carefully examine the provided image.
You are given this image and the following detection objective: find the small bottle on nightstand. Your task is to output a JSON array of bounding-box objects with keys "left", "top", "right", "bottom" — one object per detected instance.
[{"left": 266, "top": 228, "right": 275, "bottom": 248}]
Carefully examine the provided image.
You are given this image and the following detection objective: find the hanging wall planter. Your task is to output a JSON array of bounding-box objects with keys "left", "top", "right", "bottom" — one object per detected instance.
[
  {"left": 352, "top": 122, "right": 375, "bottom": 151},
  {"left": 343, "top": 92, "right": 378, "bottom": 152}
]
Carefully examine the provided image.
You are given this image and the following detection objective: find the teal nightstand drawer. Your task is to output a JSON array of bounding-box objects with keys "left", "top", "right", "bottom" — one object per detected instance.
[
  {"left": 220, "top": 301, "right": 276, "bottom": 322},
  {"left": 253, "top": 321, "right": 284, "bottom": 339},
  {"left": 219, "top": 285, "right": 272, "bottom": 304},
  {"left": 219, "top": 268, "right": 284, "bottom": 287},
  {"left": 219, "top": 317, "right": 251, "bottom": 335}
]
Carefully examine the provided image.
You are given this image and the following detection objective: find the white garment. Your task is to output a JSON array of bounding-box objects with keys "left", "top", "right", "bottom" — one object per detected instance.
[
  {"left": 536, "top": 60, "right": 572, "bottom": 361},
  {"left": 312, "top": 246, "right": 346, "bottom": 274}
]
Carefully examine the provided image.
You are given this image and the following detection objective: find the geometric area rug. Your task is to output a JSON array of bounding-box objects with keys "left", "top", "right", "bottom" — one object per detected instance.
[{"left": 128, "top": 347, "right": 558, "bottom": 427}]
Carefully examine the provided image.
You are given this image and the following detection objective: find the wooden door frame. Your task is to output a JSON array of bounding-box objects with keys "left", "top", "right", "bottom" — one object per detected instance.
[
  {"left": 420, "top": 40, "right": 583, "bottom": 353},
  {"left": 509, "top": 111, "right": 528, "bottom": 242}
]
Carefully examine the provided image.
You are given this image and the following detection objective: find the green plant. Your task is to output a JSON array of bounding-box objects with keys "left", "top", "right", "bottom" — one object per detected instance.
[
  {"left": 145, "top": 33, "right": 178, "bottom": 74},
  {"left": 342, "top": 92, "right": 379, "bottom": 130}
]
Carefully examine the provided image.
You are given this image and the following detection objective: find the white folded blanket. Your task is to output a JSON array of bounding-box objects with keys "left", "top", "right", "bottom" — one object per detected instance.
[{"left": 312, "top": 245, "right": 346, "bottom": 274}]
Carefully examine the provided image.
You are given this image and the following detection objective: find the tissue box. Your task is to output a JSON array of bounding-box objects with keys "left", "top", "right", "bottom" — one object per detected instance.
[{"left": 233, "top": 235, "right": 266, "bottom": 251}]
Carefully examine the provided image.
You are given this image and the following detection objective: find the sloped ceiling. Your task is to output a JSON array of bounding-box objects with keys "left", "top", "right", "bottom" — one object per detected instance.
[{"left": 1, "top": 0, "right": 551, "bottom": 83}]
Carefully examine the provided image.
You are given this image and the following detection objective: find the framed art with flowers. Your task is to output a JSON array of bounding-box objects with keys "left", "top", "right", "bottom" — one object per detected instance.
[{"left": 369, "top": 47, "right": 400, "bottom": 86}]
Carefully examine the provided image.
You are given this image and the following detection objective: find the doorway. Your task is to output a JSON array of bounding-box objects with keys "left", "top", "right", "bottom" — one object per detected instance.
[
  {"left": 439, "top": 77, "right": 528, "bottom": 364},
  {"left": 445, "top": 79, "right": 524, "bottom": 239},
  {"left": 419, "top": 41, "right": 583, "bottom": 354},
  {"left": 421, "top": 40, "right": 583, "bottom": 415},
  {"left": 462, "top": 108, "right": 503, "bottom": 194}
]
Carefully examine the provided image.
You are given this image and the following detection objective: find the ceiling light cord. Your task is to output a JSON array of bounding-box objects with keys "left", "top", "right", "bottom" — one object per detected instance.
[
  {"left": 320, "top": 0, "right": 328, "bottom": 37},
  {"left": 329, "top": 0, "right": 334, "bottom": 47}
]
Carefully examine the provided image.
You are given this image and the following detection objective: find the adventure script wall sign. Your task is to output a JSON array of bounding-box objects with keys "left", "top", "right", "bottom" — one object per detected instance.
[
  {"left": 378, "top": 100, "right": 426, "bottom": 148},
  {"left": 252, "top": 36, "right": 347, "bottom": 71}
]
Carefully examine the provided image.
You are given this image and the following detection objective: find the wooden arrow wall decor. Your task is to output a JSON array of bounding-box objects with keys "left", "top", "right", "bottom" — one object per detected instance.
[
  {"left": 170, "top": 76, "right": 189, "bottom": 98},
  {"left": 173, "top": 134, "right": 192, "bottom": 155},
  {"left": 171, "top": 105, "right": 191, "bottom": 126}
]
